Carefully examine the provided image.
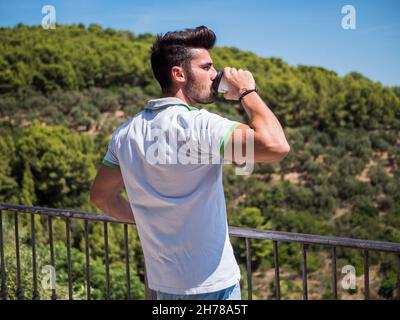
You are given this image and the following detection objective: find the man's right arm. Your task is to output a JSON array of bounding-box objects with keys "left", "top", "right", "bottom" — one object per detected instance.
[{"left": 222, "top": 67, "right": 290, "bottom": 163}]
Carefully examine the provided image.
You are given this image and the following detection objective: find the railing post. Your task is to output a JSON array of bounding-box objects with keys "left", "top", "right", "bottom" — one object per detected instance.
[
  {"left": 48, "top": 216, "right": 57, "bottom": 300},
  {"left": 31, "top": 214, "right": 40, "bottom": 300},
  {"left": 124, "top": 224, "right": 131, "bottom": 300},
  {"left": 0, "top": 210, "right": 8, "bottom": 300},
  {"left": 245, "top": 238, "right": 252, "bottom": 300},
  {"left": 364, "top": 250, "right": 370, "bottom": 300},
  {"left": 301, "top": 243, "right": 308, "bottom": 300},
  {"left": 397, "top": 254, "right": 400, "bottom": 301},
  {"left": 273, "top": 241, "right": 281, "bottom": 300},
  {"left": 84, "top": 220, "right": 91, "bottom": 300},
  {"left": 104, "top": 222, "right": 110, "bottom": 300},
  {"left": 14, "top": 212, "right": 24, "bottom": 300},
  {"left": 66, "top": 218, "right": 73, "bottom": 300},
  {"left": 331, "top": 246, "right": 337, "bottom": 300}
]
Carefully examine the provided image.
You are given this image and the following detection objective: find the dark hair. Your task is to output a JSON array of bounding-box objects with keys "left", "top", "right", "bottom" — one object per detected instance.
[{"left": 150, "top": 26, "right": 216, "bottom": 93}]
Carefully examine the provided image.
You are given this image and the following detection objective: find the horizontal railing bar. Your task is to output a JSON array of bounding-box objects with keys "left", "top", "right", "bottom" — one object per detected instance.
[
  {"left": 0, "top": 204, "right": 126, "bottom": 225},
  {"left": 1, "top": 204, "right": 400, "bottom": 253},
  {"left": 228, "top": 227, "right": 400, "bottom": 253}
]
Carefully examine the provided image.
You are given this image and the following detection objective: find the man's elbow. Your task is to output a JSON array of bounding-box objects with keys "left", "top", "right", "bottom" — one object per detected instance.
[
  {"left": 90, "top": 191, "right": 105, "bottom": 209},
  {"left": 264, "top": 142, "right": 290, "bottom": 161}
]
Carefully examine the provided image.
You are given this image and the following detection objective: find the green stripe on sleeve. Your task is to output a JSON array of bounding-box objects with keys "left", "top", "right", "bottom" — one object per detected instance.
[
  {"left": 220, "top": 122, "right": 241, "bottom": 157},
  {"left": 102, "top": 159, "right": 120, "bottom": 168}
]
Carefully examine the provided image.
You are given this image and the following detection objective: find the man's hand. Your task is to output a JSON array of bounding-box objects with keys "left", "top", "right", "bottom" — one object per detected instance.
[
  {"left": 223, "top": 67, "right": 256, "bottom": 100},
  {"left": 90, "top": 164, "right": 135, "bottom": 224}
]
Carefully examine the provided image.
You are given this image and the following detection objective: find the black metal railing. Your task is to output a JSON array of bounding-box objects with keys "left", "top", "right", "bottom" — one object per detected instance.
[{"left": 1, "top": 203, "right": 400, "bottom": 300}]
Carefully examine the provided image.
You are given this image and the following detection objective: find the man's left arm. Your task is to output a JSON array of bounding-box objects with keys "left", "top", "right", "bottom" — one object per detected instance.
[{"left": 90, "top": 164, "right": 135, "bottom": 224}]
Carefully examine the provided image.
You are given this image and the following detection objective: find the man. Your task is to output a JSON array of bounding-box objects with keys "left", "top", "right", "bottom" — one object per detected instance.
[{"left": 90, "top": 26, "right": 290, "bottom": 300}]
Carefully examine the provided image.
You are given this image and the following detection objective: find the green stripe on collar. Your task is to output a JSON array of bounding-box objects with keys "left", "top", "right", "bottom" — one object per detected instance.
[{"left": 146, "top": 103, "right": 199, "bottom": 111}]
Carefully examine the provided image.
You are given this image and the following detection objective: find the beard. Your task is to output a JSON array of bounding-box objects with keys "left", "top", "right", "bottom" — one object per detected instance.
[{"left": 184, "top": 68, "right": 217, "bottom": 104}]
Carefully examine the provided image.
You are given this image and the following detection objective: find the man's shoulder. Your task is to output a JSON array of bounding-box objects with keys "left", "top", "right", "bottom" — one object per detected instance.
[
  {"left": 176, "top": 107, "right": 223, "bottom": 120},
  {"left": 186, "top": 108, "right": 234, "bottom": 124},
  {"left": 110, "top": 116, "right": 137, "bottom": 140}
]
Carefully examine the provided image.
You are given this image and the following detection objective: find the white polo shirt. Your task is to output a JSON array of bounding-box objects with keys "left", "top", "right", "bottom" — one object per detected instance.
[{"left": 102, "top": 97, "right": 241, "bottom": 294}]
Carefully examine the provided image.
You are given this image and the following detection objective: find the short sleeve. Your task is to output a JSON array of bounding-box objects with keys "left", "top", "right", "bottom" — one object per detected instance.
[
  {"left": 190, "top": 109, "right": 240, "bottom": 160},
  {"left": 102, "top": 132, "right": 120, "bottom": 168}
]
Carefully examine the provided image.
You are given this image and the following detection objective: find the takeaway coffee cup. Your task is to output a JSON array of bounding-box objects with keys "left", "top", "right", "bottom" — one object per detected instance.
[{"left": 212, "top": 70, "right": 229, "bottom": 94}]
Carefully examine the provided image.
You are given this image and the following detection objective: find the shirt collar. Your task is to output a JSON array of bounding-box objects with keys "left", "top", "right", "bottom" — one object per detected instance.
[{"left": 144, "top": 97, "right": 197, "bottom": 111}]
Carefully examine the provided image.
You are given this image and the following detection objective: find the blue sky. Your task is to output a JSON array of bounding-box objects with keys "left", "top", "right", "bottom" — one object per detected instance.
[{"left": 0, "top": 0, "right": 399, "bottom": 86}]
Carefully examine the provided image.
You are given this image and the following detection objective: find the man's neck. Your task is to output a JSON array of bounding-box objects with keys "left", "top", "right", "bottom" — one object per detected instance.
[{"left": 162, "top": 89, "right": 194, "bottom": 107}]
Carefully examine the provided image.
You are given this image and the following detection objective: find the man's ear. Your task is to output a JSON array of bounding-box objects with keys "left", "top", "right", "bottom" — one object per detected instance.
[{"left": 171, "top": 66, "right": 186, "bottom": 85}]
